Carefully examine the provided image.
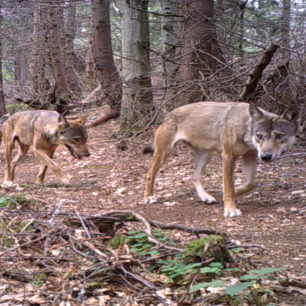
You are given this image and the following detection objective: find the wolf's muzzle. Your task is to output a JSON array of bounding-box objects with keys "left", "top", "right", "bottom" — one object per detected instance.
[{"left": 260, "top": 154, "right": 272, "bottom": 162}]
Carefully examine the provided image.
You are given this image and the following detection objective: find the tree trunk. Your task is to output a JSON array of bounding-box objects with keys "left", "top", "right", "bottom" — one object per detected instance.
[
  {"left": 65, "top": 1, "right": 81, "bottom": 93},
  {"left": 91, "top": 0, "right": 121, "bottom": 111},
  {"left": 46, "top": 1, "right": 71, "bottom": 112},
  {"left": 0, "top": 0, "right": 6, "bottom": 115},
  {"left": 119, "top": 0, "right": 153, "bottom": 133},
  {"left": 238, "top": 1, "right": 248, "bottom": 58},
  {"left": 29, "top": 4, "right": 50, "bottom": 94},
  {"left": 161, "top": 0, "right": 179, "bottom": 109},
  {"left": 176, "top": 0, "right": 224, "bottom": 104},
  {"left": 280, "top": 0, "right": 291, "bottom": 61}
]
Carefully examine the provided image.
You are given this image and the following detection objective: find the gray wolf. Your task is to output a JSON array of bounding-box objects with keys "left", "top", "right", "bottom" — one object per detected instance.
[
  {"left": 144, "top": 102, "right": 298, "bottom": 217},
  {"left": 1, "top": 110, "right": 90, "bottom": 186}
]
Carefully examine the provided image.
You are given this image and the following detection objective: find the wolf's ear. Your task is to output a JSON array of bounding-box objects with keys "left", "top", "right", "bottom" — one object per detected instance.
[
  {"left": 74, "top": 115, "right": 87, "bottom": 126},
  {"left": 281, "top": 106, "right": 298, "bottom": 123},
  {"left": 58, "top": 114, "right": 69, "bottom": 132},
  {"left": 249, "top": 104, "right": 264, "bottom": 121}
]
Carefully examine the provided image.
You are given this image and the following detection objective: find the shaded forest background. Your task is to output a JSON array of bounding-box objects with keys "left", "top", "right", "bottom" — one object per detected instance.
[{"left": 0, "top": 0, "right": 305, "bottom": 134}]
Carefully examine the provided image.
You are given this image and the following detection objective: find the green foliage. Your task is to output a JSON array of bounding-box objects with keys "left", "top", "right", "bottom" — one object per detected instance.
[
  {"left": 0, "top": 194, "right": 33, "bottom": 209},
  {"left": 2, "top": 235, "right": 15, "bottom": 248},
  {"left": 189, "top": 280, "right": 225, "bottom": 293},
  {"left": 162, "top": 261, "right": 201, "bottom": 282},
  {"left": 226, "top": 281, "right": 255, "bottom": 296},
  {"left": 108, "top": 234, "right": 126, "bottom": 249},
  {"left": 240, "top": 267, "right": 286, "bottom": 281},
  {"left": 126, "top": 229, "right": 171, "bottom": 256},
  {"left": 200, "top": 262, "right": 224, "bottom": 275},
  {"left": 6, "top": 103, "right": 30, "bottom": 114},
  {"left": 32, "top": 273, "right": 47, "bottom": 287},
  {"left": 225, "top": 267, "right": 286, "bottom": 300}
]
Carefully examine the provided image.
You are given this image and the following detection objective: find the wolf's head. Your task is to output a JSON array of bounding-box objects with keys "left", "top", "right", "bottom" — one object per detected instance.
[
  {"left": 58, "top": 115, "right": 90, "bottom": 159},
  {"left": 250, "top": 105, "right": 298, "bottom": 162}
]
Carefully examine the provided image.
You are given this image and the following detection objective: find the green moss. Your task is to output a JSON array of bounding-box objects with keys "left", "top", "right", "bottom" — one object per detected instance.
[
  {"left": 32, "top": 273, "right": 47, "bottom": 287},
  {"left": 6, "top": 103, "right": 30, "bottom": 114},
  {"left": 108, "top": 234, "right": 126, "bottom": 249},
  {"left": 184, "top": 235, "right": 232, "bottom": 264}
]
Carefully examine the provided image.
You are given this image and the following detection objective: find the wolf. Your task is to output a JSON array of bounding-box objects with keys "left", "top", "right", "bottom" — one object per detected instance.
[
  {"left": 1, "top": 110, "right": 90, "bottom": 186},
  {"left": 144, "top": 102, "right": 298, "bottom": 217}
]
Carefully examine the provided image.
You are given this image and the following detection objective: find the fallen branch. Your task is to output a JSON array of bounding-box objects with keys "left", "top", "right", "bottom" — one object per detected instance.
[{"left": 275, "top": 152, "right": 306, "bottom": 160}]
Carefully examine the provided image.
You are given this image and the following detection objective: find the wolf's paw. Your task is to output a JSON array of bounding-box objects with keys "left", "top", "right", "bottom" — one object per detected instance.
[
  {"left": 2, "top": 181, "right": 15, "bottom": 188},
  {"left": 61, "top": 177, "right": 71, "bottom": 186},
  {"left": 224, "top": 208, "right": 242, "bottom": 218},
  {"left": 144, "top": 195, "right": 157, "bottom": 204},
  {"left": 200, "top": 194, "right": 217, "bottom": 204}
]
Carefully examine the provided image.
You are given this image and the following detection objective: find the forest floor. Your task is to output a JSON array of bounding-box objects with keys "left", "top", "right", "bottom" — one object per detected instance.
[{"left": 0, "top": 106, "right": 305, "bottom": 305}]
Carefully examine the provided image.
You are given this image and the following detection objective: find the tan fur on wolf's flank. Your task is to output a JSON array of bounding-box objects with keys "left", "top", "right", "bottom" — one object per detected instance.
[
  {"left": 2, "top": 110, "right": 90, "bottom": 186},
  {"left": 144, "top": 102, "right": 298, "bottom": 217}
]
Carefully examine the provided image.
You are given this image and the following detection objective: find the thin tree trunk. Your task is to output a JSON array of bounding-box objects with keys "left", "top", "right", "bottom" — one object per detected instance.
[
  {"left": 91, "top": 0, "right": 121, "bottom": 110},
  {"left": 30, "top": 4, "right": 50, "bottom": 94},
  {"left": 280, "top": 0, "right": 291, "bottom": 61},
  {"left": 46, "top": 1, "right": 71, "bottom": 110},
  {"left": 238, "top": 1, "right": 248, "bottom": 58},
  {"left": 85, "top": 18, "right": 96, "bottom": 92},
  {"left": 65, "top": 1, "right": 81, "bottom": 93},
  {"left": 119, "top": 0, "right": 153, "bottom": 133},
  {"left": 0, "top": 0, "right": 6, "bottom": 115},
  {"left": 161, "top": 0, "right": 179, "bottom": 109}
]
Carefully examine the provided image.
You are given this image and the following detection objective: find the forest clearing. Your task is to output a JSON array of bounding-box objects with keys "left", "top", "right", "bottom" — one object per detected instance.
[{"left": 0, "top": 0, "right": 305, "bottom": 305}]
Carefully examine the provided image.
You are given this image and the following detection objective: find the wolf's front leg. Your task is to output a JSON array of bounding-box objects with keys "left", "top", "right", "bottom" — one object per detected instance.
[
  {"left": 35, "top": 148, "right": 70, "bottom": 185},
  {"left": 235, "top": 151, "right": 257, "bottom": 196},
  {"left": 222, "top": 151, "right": 241, "bottom": 217}
]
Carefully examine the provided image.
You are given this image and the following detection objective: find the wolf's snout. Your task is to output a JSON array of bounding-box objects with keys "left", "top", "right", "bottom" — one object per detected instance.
[
  {"left": 83, "top": 151, "right": 90, "bottom": 157},
  {"left": 260, "top": 153, "right": 272, "bottom": 162}
]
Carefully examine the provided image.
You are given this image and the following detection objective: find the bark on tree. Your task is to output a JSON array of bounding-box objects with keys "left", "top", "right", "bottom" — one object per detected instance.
[
  {"left": 46, "top": 1, "right": 71, "bottom": 112},
  {"left": 0, "top": 0, "right": 6, "bottom": 115},
  {"left": 91, "top": 0, "right": 121, "bottom": 110},
  {"left": 238, "top": 0, "right": 248, "bottom": 58},
  {"left": 65, "top": 1, "right": 81, "bottom": 93},
  {"left": 29, "top": 4, "right": 50, "bottom": 94},
  {"left": 85, "top": 18, "right": 96, "bottom": 92},
  {"left": 280, "top": 0, "right": 291, "bottom": 61},
  {"left": 119, "top": 0, "right": 153, "bottom": 133},
  {"left": 176, "top": 0, "right": 224, "bottom": 104},
  {"left": 161, "top": 0, "right": 179, "bottom": 109}
]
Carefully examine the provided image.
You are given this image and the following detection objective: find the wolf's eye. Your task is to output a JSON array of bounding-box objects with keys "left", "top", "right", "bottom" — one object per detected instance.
[
  {"left": 275, "top": 133, "right": 286, "bottom": 140},
  {"left": 255, "top": 133, "right": 263, "bottom": 140},
  {"left": 72, "top": 136, "right": 81, "bottom": 142}
]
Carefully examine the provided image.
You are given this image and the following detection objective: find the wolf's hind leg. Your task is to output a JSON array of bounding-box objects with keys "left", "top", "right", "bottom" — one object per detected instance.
[
  {"left": 3, "top": 140, "right": 16, "bottom": 184},
  {"left": 10, "top": 143, "right": 30, "bottom": 181},
  {"left": 235, "top": 151, "right": 257, "bottom": 196},
  {"left": 192, "top": 150, "right": 217, "bottom": 203},
  {"left": 144, "top": 126, "right": 172, "bottom": 203}
]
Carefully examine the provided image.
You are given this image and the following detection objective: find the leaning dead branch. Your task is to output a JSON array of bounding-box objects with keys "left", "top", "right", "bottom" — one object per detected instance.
[{"left": 239, "top": 43, "right": 279, "bottom": 101}]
